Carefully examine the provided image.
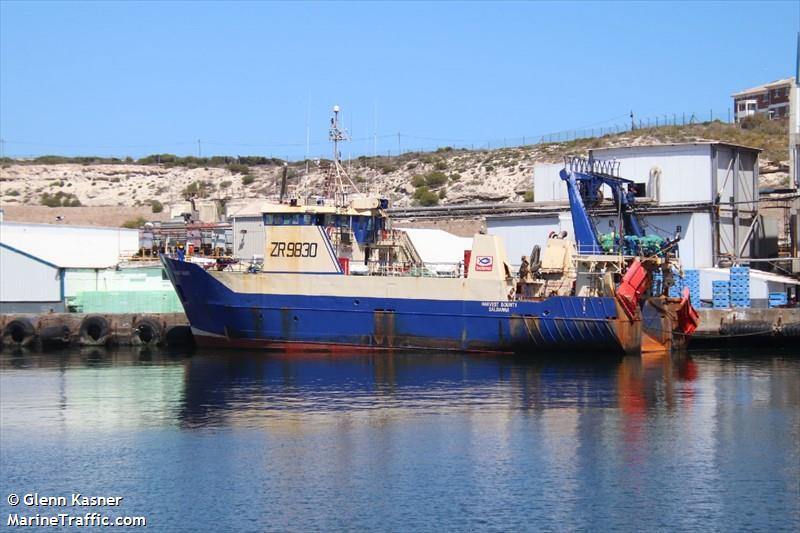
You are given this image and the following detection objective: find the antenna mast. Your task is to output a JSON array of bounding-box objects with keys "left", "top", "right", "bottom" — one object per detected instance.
[{"left": 326, "top": 105, "right": 360, "bottom": 202}]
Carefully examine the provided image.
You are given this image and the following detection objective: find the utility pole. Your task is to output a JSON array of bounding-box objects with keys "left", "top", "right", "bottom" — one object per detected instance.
[
  {"left": 630, "top": 110, "right": 636, "bottom": 130},
  {"left": 397, "top": 132, "right": 401, "bottom": 156},
  {"left": 197, "top": 139, "right": 201, "bottom": 158},
  {"left": 0, "top": 138, "right": 4, "bottom": 159}
]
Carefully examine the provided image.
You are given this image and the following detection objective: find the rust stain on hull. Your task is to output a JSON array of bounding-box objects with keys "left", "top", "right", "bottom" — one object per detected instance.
[
  {"left": 609, "top": 296, "right": 642, "bottom": 355},
  {"left": 640, "top": 297, "right": 692, "bottom": 353},
  {"left": 373, "top": 310, "right": 396, "bottom": 347}
]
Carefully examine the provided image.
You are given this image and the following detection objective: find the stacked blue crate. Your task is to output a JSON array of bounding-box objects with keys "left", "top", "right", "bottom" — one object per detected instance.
[
  {"left": 768, "top": 292, "right": 788, "bottom": 308},
  {"left": 729, "top": 266, "right": 750, "bottom": 308},
  {"left": 712, "top": 280, "right": 730, "bottom": 309},
  {"left": 684, "top": 270, "right": 700, "bottom": 306},
  {"left": 667, "top": 268, "right": 683, "bottom": 298}
]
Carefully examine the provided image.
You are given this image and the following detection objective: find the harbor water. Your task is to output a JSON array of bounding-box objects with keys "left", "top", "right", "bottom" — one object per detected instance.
[{"left": 1, "top": 347, "right": 798, "bottom": 532}]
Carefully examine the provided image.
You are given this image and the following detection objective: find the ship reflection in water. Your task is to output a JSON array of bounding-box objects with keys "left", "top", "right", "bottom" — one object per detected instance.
[{"left": 1, "top": 347, "right": 798, "bottom": 531}]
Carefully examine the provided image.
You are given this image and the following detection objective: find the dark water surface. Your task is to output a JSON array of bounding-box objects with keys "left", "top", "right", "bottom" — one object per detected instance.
[{"left": 1, "top": 346, "right": 798, "bottom": 532}]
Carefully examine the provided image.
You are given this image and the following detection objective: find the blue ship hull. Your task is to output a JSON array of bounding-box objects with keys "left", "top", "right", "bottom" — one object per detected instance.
[{"left": 162, "top": 257, "right": 640, "bottom": 355}]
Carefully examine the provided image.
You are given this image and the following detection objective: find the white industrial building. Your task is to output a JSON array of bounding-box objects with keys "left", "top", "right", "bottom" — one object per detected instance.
[
  {"left": 0, "top": 242, "right": 65, "bottom": 313},
  {"left": 495, "top": 142, "right": 758, "bottom": 268},
  {"left": 0, "top": 222, "right": 140, "bottom": 313},
  {"left": 488, "top": 142, "right": 798, "bottom": 305},
  {"left": 490, "top": 209, "right": 714, "bottom": 270},
  {"left": 0, "top": 222, "right": 139, "bottom": 267}
]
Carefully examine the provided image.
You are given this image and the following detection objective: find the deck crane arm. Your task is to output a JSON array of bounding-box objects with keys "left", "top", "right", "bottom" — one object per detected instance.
[
  {"left": 575, "top": 170, "right": 645, "bottom": 238},
  {"left": 558, "top": 168, "right": 603, "bottom": 254},
  {"left": 560, "top": 157, "right": 668, "bottom": 256}
]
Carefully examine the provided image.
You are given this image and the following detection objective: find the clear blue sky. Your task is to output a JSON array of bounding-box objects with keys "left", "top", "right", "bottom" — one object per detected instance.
[{"left": 1, "top": 0, "right": 798, "bottom": 160}]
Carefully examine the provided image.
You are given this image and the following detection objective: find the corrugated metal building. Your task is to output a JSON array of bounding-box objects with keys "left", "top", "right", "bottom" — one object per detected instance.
[
  {"left": 0, "top": 222, "right": 180, "bottom": 313},
  {"left": 0, "top": 222, "right": 139, "bottom": 267},
  {"left": 488, "top": 142, "right": 792, "bottom": 303},
  {"left": 500, "top": 142, "right": 759, "bottom": 268},
  {"left": 0, "top": 243, "right": 65, "bottom": 312},
  {"left": 491, "top": 210, "right": 714, "bottom": 270}
]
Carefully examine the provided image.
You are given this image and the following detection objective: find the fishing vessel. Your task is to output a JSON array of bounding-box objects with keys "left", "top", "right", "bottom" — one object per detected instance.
[{"left": 161, "top": 107, "right": 697, "bottom": 354}]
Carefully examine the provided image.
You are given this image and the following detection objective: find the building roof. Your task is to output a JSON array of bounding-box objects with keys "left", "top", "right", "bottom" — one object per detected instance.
[
  {"left": 0, "top": 242, "right": 59, "bottom": 269},
  {"left": 0, "top": 220, "right": 137, "bottom": 232},
  {"left": 731, "top": 77, "right": 795, "bottom": 98},
  {"left": 0, "top": 222, "right": 139, "bottom": 268},
  {"left": 701, "top": 267, "right": 800, "bottom": 286},
  {"left": 591, "top": 141, "right": 761, "bottom": 154}
]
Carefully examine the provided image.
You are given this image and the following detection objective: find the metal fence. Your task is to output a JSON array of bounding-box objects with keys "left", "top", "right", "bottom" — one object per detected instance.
[{"left": 0, "top": 108, "right": 733, "bottom": 162}]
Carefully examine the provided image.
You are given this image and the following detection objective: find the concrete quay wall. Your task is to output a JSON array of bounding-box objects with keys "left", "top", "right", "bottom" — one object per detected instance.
[
  {"left": 0, "top": 312, "right": 190, "bottom": 349},
  {"left": 695, "top": 308, "right": 800, "bottom": 341}
]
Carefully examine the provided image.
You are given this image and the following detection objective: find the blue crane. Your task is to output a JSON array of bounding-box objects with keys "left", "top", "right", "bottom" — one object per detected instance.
[{"left": 559, "top": 156, "right": 677, "bottom": 256}]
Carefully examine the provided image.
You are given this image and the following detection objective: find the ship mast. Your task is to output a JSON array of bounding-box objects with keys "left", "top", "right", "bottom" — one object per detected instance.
[{"left": 326, "top": 105, "right": 360, "bottom": 204}]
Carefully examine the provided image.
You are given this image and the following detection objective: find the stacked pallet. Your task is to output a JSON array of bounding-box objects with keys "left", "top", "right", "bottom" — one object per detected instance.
[
  {"left": 712, "top": 280, "right": 731, "bottom": 309},
  {"left": 768, "top": 292, "right": 788, "bottom": 308},
  {"left": 730, "top": 266, "right": 751, "bottom": 308},
  {"left": 667, "top": 269, "right": 683, "bottom": 298},
  {"left": 684, "top": 270, "right": 700, "bottom": 306}
]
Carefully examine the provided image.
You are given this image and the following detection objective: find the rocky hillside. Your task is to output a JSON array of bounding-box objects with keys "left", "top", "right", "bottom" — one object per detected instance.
[{"left": 0, "top": 120, "right": 792, "bottom": 217}]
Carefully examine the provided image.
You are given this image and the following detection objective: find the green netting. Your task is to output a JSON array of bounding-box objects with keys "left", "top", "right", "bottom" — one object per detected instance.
[{"left": 598, "top": 233, "right": 665, "bottom": 256}]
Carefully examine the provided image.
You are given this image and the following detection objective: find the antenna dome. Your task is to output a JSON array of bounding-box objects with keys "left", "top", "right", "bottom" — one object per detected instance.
[{"left": 333, "top": 105, "right": 340, "bottom": 112}]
